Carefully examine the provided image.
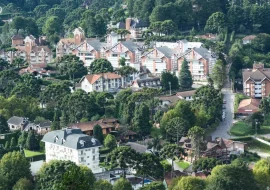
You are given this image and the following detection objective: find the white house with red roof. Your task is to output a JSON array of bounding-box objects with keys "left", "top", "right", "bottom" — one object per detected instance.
[{"left": 79, "top": 73, "right": 124, "bottom": 93}]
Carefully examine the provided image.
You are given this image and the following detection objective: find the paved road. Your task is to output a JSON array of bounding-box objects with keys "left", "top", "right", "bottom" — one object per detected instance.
[{"left": 211, "top": 88, "right": 235, "bottom": 139}]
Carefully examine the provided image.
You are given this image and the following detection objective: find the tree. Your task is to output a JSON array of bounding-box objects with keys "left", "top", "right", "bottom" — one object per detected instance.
[
  {"left": 36, "top": 160, "right": 95, "bottom": 190},
  {"left": 116, "top": 29, "right": 131, "bottom": 40},
  {"left": 106, "top": 147, "right": 139, "bottom": 178},
  {"left": 25, "top": 131, "right": 40, "bottom": 151},
  {"left": 93, "top": 125, "right": 104, "bottom": 144},
  {"left": 0, "top": 115, "right": 9, "bottom": 134},
  {"left": 193, "top": 157, "right": 221, "bottom": 172},
  {"left": 89, "top": 59, "right": 114, "bottom": 74},
  {"left": 133, "top": 103, "right": 152, "bottom": 136},
  {"left": 206, "top": 163, "right": 257, "bottom": 190},
  {"left": 179, "top": 58, "right": 193, "bottom": 90},
  {"left": 104, "top": 134, "right": 117, "bottom": 149},
  {"left": 0, "top": 58, "right": 9, "bottom": 71},
  {"left": 251, "top": 33, "right": 270, "bottom": 53},
  {"left": 94, "top": 180, "right": 113, "bottom": 190},
  {"left": 204, "top": 12, "right": 227, "bottom": 33},
  {"left": 10, "top": 137, "right": 16, "bottom": 148},
  {"left": 0, "top": 152, "right": 31, "bottom": 189},
  {"left": 176, "top": 176, "right": 205, "bottom": 190},
  {"left": 166, "top": 117, "right": 188, "bottom": 144},
  {"left": 159, "top": 144, "right": 186, "bottom": 178},
  {"left": 18, "top": 131, "right": 28, "bottom": 148},
  {"left": 161, "top": 20, "right": 177, "bottom": 35},
  {"left": 4, "top": 141, "right": 10, "bottom": 149},
  {"left": 113, "top": 178, "right": 132, "bottom": 190},
  {"left": 253, "top": 158, "right": 270, "bottom": 189},
  {"left": 250, "top": 111, "right": 264, "bottom": 133},
  {"left": 161, "top": 71, "right": 179, "bottom": 91},
  {"left": 42, "top": 16, "right": 63, "bottom": 44},
  {"left": 136, "top": 153, "right": 163, "bottom": 186},
  {"left": 139, "top": 181, "right": 165, "bottom": 190},
  {"left": 188, "top": 126, "right": 205, "bottom": 160},
  {"left": 119, "top": 57, "right": 126, "bottom": 67},
  {"left": 12, "top": 178, "right": 33, "bottom": 190},
  {"left": 211, "top": 59, "right": 226, "bottom": 89}
]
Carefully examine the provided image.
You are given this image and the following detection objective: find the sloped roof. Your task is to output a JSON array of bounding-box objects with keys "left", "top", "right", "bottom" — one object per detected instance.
[
  {"left": 194, "top": 47, "right": 212, "bottom": 59},
  {"left": 121, "top": 40, "right": 139, "bottom": 52},
  {"left": 159, "top": 95, "right": 180, "bottom": 104},
  {"left": 130, "top": 19, "right": 148, "bottom": 28},
  {"left": 238, "top": 99, "right": 260, "bottom": 110},
  {"left": 42, "top": 128, "right": 101, "bottom": 149},
  {"left": 83, "top": 73, "right": 122, "bottom": 84},
  {"left": 243, "top": 68, "right": 270, "bottom": 82},
  {"left": 7, "top": 116, "right": 25, "bottom": 125},
  {"left": 125, "top": 142, "right": 147, "bottom": 153},
  {"left": 68, "top": 118, "right": 119, "bottom": 131},
  {"left": 243, "top": 35, "right": 256, "bottom": 41},
  {"left": 11, "top": 35, "right": 24, "bottom": 40},
  {"left": 86, "top": 39, "right": 104, "bottom": 51},
  {"left": 156, "top": 46, "right": 174, "bottom": 58},
  {"left": 176, "top": 90, "right": 196, "bottom": 98}
]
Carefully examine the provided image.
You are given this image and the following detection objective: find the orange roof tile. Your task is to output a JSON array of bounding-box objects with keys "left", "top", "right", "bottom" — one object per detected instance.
[
  {"left": 84, "top": 73, "right": 122, "bottom": 84},
  {"left": 238, "top": 99, "right": 260, "bottom": 110}
]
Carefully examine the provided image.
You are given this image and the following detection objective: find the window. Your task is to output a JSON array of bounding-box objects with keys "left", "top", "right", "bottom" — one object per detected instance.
[
  {"left": 81, "top": 157, "right": 84, "bottom": 162},
  {"left": 112, "top": 54, "right": 118, "bottom": 57},
  {"left": 93, "top": 156, "right": 95, "bottom": 161},
  {"left": 81, "top": 150, "right": 83, "bottom": 155},
  {"left": 92, "top": 148, "right": 95, "bottom": 154}
]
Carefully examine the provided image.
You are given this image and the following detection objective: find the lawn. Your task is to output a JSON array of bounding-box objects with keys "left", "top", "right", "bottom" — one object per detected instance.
[
  {"left": 230, "top": 121, "right": 270, "bottom": 136},
  {"left": 175, "top": 161, "right": 190, "bottom": 170},
  {"left": 24, "top": 150, "right": 45, "bottom": 158}
]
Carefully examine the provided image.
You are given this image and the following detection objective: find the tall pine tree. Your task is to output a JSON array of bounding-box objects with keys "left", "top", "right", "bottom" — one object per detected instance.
[
  {"left": 133, "top": 103, "right": 152, "bottom": 136},
  {"left": 0, "top": 115, "right": 9, "bottom": 134},
  {"left": 93, "top": 124, "right": 104, "bottom": 144},
  {"left": 179, "top": 58, "right": 193, "bottom": 90},
  {"left": 25, "top": 131, "right": 40, "bottom": 151}
]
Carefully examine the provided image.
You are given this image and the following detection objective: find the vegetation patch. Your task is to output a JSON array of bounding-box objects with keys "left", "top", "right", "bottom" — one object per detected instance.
[
  {"left": 175, "top": 161, "right": 190, "bottom": 170},
  {"left": 230, "top": 121, "right": 270, "bottom": 136},
  {"left": 24, "top": 149, "right": 44, "bottom": 158}
]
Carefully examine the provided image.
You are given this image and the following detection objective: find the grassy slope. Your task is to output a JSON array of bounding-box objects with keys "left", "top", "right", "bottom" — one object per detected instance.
[{"left": 24, "top": 150, "right": 44, "bottom": 158}]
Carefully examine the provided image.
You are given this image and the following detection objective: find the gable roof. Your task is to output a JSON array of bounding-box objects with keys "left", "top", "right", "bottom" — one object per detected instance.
[
  {"left": 86, "top": 39, "right": 105, "bottom": 51},
  {"left": 238, "top": 98, "right": 260, "bottom": 110},
  {"left": 156, "top": 46, "right": 174, "bottom": 58},
  {"left": 42, "top": 128, "right": 101, "bottom": 149},
  {"left": 82, "top": 73, "right": 122, "bottom": 84},
  {"left": 11, "top": 35, "right": 24, "bottom": 40},
  {"left": 7, "top": 116, "right": 26, "bottom": 125},
  {"left": 130, "top": 19, "right": 148, "bottom": 28},
  {"left": 243, "top": 35, "right": 256, "bottom": 41},
  {"left": 125, "top": 142, "right": 147, "bottom": 153},
  {"left": 176, "top": 90, "right": 196, "bottom": 98},
  {"left": 121, "top": 40, "right": 139, "bottom": 52},
  {"left": 242, "top": 68, "right": 270, "bottom": 83},
  {"left": 194, "top": 47, "right": 213, "bottom": 59},
  {"left": 159, "top": 95, "right": 180, "bottom": 104}
]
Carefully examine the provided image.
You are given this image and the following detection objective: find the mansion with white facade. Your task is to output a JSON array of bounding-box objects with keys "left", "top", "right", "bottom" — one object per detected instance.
[{"left": 42, "top": 128, "right": 103, "bottom": 173}]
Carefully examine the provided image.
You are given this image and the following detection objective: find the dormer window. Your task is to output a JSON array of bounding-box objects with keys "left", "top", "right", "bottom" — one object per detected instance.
[{"left": 54, "top": 135, "right": 59, "bottom": 143}]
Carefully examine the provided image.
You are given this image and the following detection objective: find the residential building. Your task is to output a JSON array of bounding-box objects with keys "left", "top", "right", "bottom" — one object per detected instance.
[
  {"left": 238, "top": 98, "right": 260, "bottom": 115},
  {"left": 176, "top": 90, "right": 196, "bottom": 101},
  {"left": 4, "top": 35, "right": 53, "bottom": 64},
  {"left": 177, "top": 47, "right": 217, "bottom": 81},
  {"left": 242, "top": 35, "right": 256, "bottom": 44},
  {"left": 68, "top": 118, "right": 120, "bottom": 136},
  {"left": 104, "top": 40, "right": 142, "bottom": 71},
  {"left": 242, "top": 63, "right": 270, "bottom": 98},
  {"left": 180, "top": 137, "right": 247, "bottom": 162},
  {"left": 109, "top": 18, "right": 148, "bottom": 39},
  {"left": 7, "top": 116, "right": 29, "bottom": 131},
  {"left": 56, "top": 27, "right": 85, "bottom": 59},
  {"left": 158, "top": 95, "right": 180, "bottom": 107},
  {"left": 141, "top": 46, "right": 175, "bottom": 75},
  {"left": 72, "top": 39, "right": 106, "bottom": 67},
  {"left": 131, "top": 77, "right": 162, "bottom": 91},
  {"left": 19, "top": 63, "right": 56, "bottom": 78},
  {"left": 78, "top": 73, "right": 124, "bottom": 93},
  {"left": 42, "top": 128, "right": 103, "bottom": 173},
  {"left": 195, "top": 33, "right": 218, "bottom": 41}
]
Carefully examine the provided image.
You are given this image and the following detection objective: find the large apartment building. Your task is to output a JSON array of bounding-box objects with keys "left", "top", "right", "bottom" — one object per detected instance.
[
  {"left": 42, "top": 128, "right": 103, "bottom": 173},
  {"left": 242, "top": 63, "right": 270, "bottom": 98},
  {"left": 4, "top": 35, "right": 53, "bottom": 64}
]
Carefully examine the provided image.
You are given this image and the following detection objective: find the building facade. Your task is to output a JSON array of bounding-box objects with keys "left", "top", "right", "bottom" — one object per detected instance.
[
  {"left": 79, "top": 73, "right": 124, "bottom": 93},
  {"left": 242, "top": 63, "right": 270, "bottom": 98},
  {"left": 4, "top": 35, "right": 53, "bottom": 64},
  {"left": 42, "top": 128, "right": 103, "bottom": 173}
]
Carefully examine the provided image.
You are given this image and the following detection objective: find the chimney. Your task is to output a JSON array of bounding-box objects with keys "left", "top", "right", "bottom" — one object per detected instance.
[{"left": 126, "top": 18, "right": 132, "bottom": 30}]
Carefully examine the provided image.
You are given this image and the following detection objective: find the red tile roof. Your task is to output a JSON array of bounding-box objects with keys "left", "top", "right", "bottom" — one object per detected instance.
[
  {"left": 238, "top": 99, "right": 260, "bottom": 110},
  {"left": 84, "top": 73, "right": 122, "bottom": 84}
]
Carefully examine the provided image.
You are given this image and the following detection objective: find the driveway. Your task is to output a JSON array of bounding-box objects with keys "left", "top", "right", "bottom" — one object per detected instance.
[{"left": 211, "top": 88, "right": 235, "bottom": 139}]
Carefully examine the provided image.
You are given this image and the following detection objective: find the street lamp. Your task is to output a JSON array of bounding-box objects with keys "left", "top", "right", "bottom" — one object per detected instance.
[{"left": 168, "top": 81, "right": 171, "bottom": 96}]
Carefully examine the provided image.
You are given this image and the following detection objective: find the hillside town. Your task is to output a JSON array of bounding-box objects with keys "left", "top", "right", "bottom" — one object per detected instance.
[{"left": 0, "top": 0, "right": 270, "bottom": 190}]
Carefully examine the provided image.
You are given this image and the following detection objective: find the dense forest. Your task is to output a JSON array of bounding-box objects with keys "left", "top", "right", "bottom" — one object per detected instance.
[{"left": 1, "top": 0, "right": 270, "bottom": 46}]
